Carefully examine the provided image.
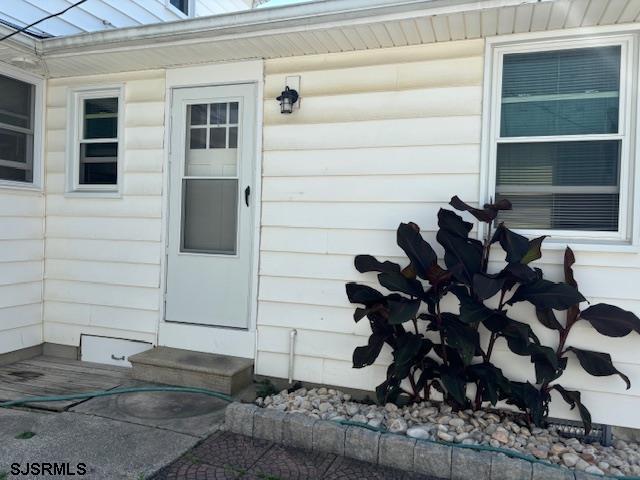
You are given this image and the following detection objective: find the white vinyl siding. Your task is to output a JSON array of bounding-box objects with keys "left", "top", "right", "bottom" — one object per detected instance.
[
  {"left": 258, "top": 39, "right": 484, "bottom": 391},
  {"left": 486, "top": 35, "right": 636, "bottom": 243},
  {"left": 44, "top": 70, "right": 165, "bottom": 346},
  {"left": 0, "top": 189, "right": 43, "bottom": 354}
]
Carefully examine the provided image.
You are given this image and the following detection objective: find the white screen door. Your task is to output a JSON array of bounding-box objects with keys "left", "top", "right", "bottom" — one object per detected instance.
[{"left": 165, "top": 84, "right": 256, "bottom": 328}]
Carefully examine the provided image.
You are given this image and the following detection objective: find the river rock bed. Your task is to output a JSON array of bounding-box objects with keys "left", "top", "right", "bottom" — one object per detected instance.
[{"left": 256, "top": 387, "right": 640, "bottom": 477}]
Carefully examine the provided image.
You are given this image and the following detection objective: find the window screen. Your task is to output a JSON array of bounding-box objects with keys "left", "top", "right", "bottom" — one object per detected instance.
[
  {"left": 496, "top": 46, "right": 622, "bottom": 232},
  {"left": 0, "top": 74, "right": 35, "bottom": 183}
]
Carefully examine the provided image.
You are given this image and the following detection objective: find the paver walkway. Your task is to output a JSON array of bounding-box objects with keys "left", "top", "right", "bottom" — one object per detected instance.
[{"left": 152, "top": 430, "right": 438, "bottom": 480}]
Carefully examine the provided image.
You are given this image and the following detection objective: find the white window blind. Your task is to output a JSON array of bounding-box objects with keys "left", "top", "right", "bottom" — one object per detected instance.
[{"left": 496, "top": 45, "right": 623, "bottom": 233}]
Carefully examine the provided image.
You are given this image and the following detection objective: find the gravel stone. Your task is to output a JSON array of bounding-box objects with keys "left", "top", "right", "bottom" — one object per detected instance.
[
  {"left": 407, "top": 425, "right": 433, "bottom": 440},
  {"left": 258, "top": 387, "right": 639, "bottom": 477}
]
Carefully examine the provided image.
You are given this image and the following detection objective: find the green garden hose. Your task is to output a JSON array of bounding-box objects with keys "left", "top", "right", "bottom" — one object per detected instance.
[
  {"left": 0, "top": 385, "right": 234, "bottom": 408},
  {"left": 1, "top": 392, "right": 637, "bottom": 480}
]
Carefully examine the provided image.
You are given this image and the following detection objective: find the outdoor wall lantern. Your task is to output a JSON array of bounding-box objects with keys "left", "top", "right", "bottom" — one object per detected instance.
[{"left": 277, "top": 86, "right": 299, "bottom": 114}]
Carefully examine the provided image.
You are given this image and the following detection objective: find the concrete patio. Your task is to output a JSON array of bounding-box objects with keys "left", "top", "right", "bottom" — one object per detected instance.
[
  {"left": 0, "top": 356, "right": 438, "bottom": 479},
  {"left": 0, "top": 356, "right": 227, "bottom": 479}
]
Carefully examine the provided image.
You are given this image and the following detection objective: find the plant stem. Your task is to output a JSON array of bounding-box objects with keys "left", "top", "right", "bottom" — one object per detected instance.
[
  {"left": 436, "top": 299, "right": 448, "bottom": 366},
  {"left": 408, "top": 369, "right": 419, "bottom": 400},
  {"left": 474, "top": 383, "right": 483, "bottom": 410},
  {"left": 486, "top": 333, "right": 497, "bottom": 362},
  {"left": 481, "top": 218, "right": 494, "bottom": 273},
  {"left": 556, "top": 314, "right": 578, "bottom": 357},
  {"left": 498, "top": 289, "right": 507, "bottom": 312}
]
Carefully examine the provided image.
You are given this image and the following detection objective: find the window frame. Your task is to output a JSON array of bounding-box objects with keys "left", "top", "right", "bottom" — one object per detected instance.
[
  {"left": 66, "top": 85, "right": 124, "bottom": 196},
  {"left": 166, "top": 0, "right": 192, "bottom": 17},
  {"left": 0, "top": 64, "right": 44, "bottom": 190},
  {"left": 482, "top": 34, "right": 637, "bottom": 246}
]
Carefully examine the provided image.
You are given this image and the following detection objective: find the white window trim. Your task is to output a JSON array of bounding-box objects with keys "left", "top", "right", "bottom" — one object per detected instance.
[
  {"left": 0, "top": 64, "right": 44, "bottom": 191},
  {"left": 66, "top": 85, "right": 124, "bottom": 197},
  {"left": 481, "top": 32, "right": 639, "bottom": 250}
]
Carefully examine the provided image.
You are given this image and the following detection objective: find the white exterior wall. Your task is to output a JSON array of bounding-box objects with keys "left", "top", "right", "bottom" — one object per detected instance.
[
  {"left": 0, "top": 189, "right": 44, "bottom": 354},
  {"left": 43, "top": 70, "right": 166, "bottom": 347},
  {"left": 257, "top": 40, "right": 484, "bottom": 390},
  {"left": 258, "top": 39, "right": 640, "bottom": 429}
]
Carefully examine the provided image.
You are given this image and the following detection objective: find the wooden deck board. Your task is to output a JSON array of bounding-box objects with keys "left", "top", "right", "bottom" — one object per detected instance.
[{"left": 0, "top": 356, "right": 128, "bottom": 411}]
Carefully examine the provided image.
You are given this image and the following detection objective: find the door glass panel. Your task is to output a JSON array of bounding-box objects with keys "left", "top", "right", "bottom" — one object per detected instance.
[
  {"left": 190, "top": 128, "right": 206, "bottom": 149},
  {"left": 185, "top": 101, "right": 240, "bottom": 177},
  {"left": 181, "top": 179, "right": 238, "bottom": 254},
  {"left": 190, "top": 104, "right": 207, "bottom": 125},
  {"left": 181, "top": 100, "right": 242, "bottom": 255},
  {"left": 210, "top": 128, "right": 226, "bottom": 148},
  {"left": 210, "top": 103, "right": 227, "bottom": 124}
]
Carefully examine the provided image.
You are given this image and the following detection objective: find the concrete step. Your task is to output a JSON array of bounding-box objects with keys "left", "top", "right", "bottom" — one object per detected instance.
[{"left": 128, "top": 346, "right": 253, "bottom": 395}]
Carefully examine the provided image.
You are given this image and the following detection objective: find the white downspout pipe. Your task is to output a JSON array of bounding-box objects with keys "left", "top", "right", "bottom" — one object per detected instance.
[{"left": 288, "top": 329, "right": 297, "bottom": 384}]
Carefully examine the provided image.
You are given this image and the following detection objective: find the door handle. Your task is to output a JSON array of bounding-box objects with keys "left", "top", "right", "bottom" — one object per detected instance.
[
  {"left": 244, "top": 186, "right": 251, "bottom": 206},
  {"left": 111, "top": 354, "right": 125, "bottom": 361}
]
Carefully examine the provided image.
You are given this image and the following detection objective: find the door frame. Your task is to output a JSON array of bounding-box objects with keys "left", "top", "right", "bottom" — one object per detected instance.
[{"left": 158, "top": 60, "right": 264, "bottom": 359}]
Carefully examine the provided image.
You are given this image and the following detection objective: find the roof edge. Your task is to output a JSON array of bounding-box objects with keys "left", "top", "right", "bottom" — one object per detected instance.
[{"left": 40, "top": 0, "right": 548, "bottom": 56}]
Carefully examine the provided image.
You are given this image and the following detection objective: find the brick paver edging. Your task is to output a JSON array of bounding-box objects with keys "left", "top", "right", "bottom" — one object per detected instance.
[{"left": 224, "top": 402, "right": 614, "bottom": 480}]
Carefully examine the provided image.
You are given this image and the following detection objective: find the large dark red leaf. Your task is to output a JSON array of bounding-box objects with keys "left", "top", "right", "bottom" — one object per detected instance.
[
  {"left": 442, "top": 315, "right": 480, "bottom": 366},
  {"left": 567, "top": 347, "right": 631, "bottom": 389},
  {"left": 396, "top": 223, "right": 437, "bottom": 280},
  {"left": 506, "top": 381, "right": 546, "bottom": 427},
  {"left": 473, "top": 273, "right": 505, "bottom": 300},
  {"left": 468, "top": 363, "right": 511, "bottom": 406},
  {"left": 553, "top": 385, "right": 592, "bottom": 435},
  {"left": 346, "top": 283, "right": 385, "bottom": 307},
  {"left": 535, "top": 308, "right": 563, "bottom": 331},
  {"left": 437, "top": 229, "right": 483, "bottom": 285},
  {"left": 490, "top": 223, "right": 530, "bottom": 263},
  {"left": 528, "top": 344, "right": 560, "bottom": 384},
  {"left": 439, "top": 366, "right": 468, "bottom": 407},
  {"left": 387, "top": 297, "right": 421, "bottom": 325},
  {"left": 564, "top": 247, "right": 577, "bottom": 287},
  {"left": 521, "top": 236, "right": 548, "bottom": 264},
  {"left": 580, "top": 303, "right": 640, "bottom": 338},
  {"left": 507, "top": 279, "right": 585, "bottom": 311},
  {"left": 378, "top": 272, "right": 424, "bottom": 298},
  {"left": 437, "top": 208, "right": 473, "bottom": 238},
  {"left": 449, "top": 195, "right": 506, "bottom": 223},
  {"left": 353, "top": 334, "right": 385, "bottom": 368},
  {"left": 354, "top": 254, "right": 401, "bottom": 274}
]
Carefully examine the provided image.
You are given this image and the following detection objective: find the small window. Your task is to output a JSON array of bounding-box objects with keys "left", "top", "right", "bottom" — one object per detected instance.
[
  {"left": 68, "top": 87, "right": 122, "bottom": 193},
  {"left": 170, "top": 0, "right": 189, "bottom": 15},
  {"left": 488, "top": 38, "right": 633, "bottom": 241},
  {"left": 0, "top": 73, "right": 36, "bottom": 184}
]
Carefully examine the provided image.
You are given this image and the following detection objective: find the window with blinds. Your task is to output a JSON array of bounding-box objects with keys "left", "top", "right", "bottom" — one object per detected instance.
[{"left": 495, "top": 44, "right": 625, "bottom": 234}]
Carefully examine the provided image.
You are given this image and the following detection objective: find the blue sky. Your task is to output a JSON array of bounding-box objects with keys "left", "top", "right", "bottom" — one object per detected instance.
[{"left": 259, "top": 0, "right": 309, "bottom": 7}]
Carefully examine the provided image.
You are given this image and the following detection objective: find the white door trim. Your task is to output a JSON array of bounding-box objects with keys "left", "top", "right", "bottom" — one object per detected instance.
[{"left": 158, "top": 60, "right": 264, "bottom": 360}]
